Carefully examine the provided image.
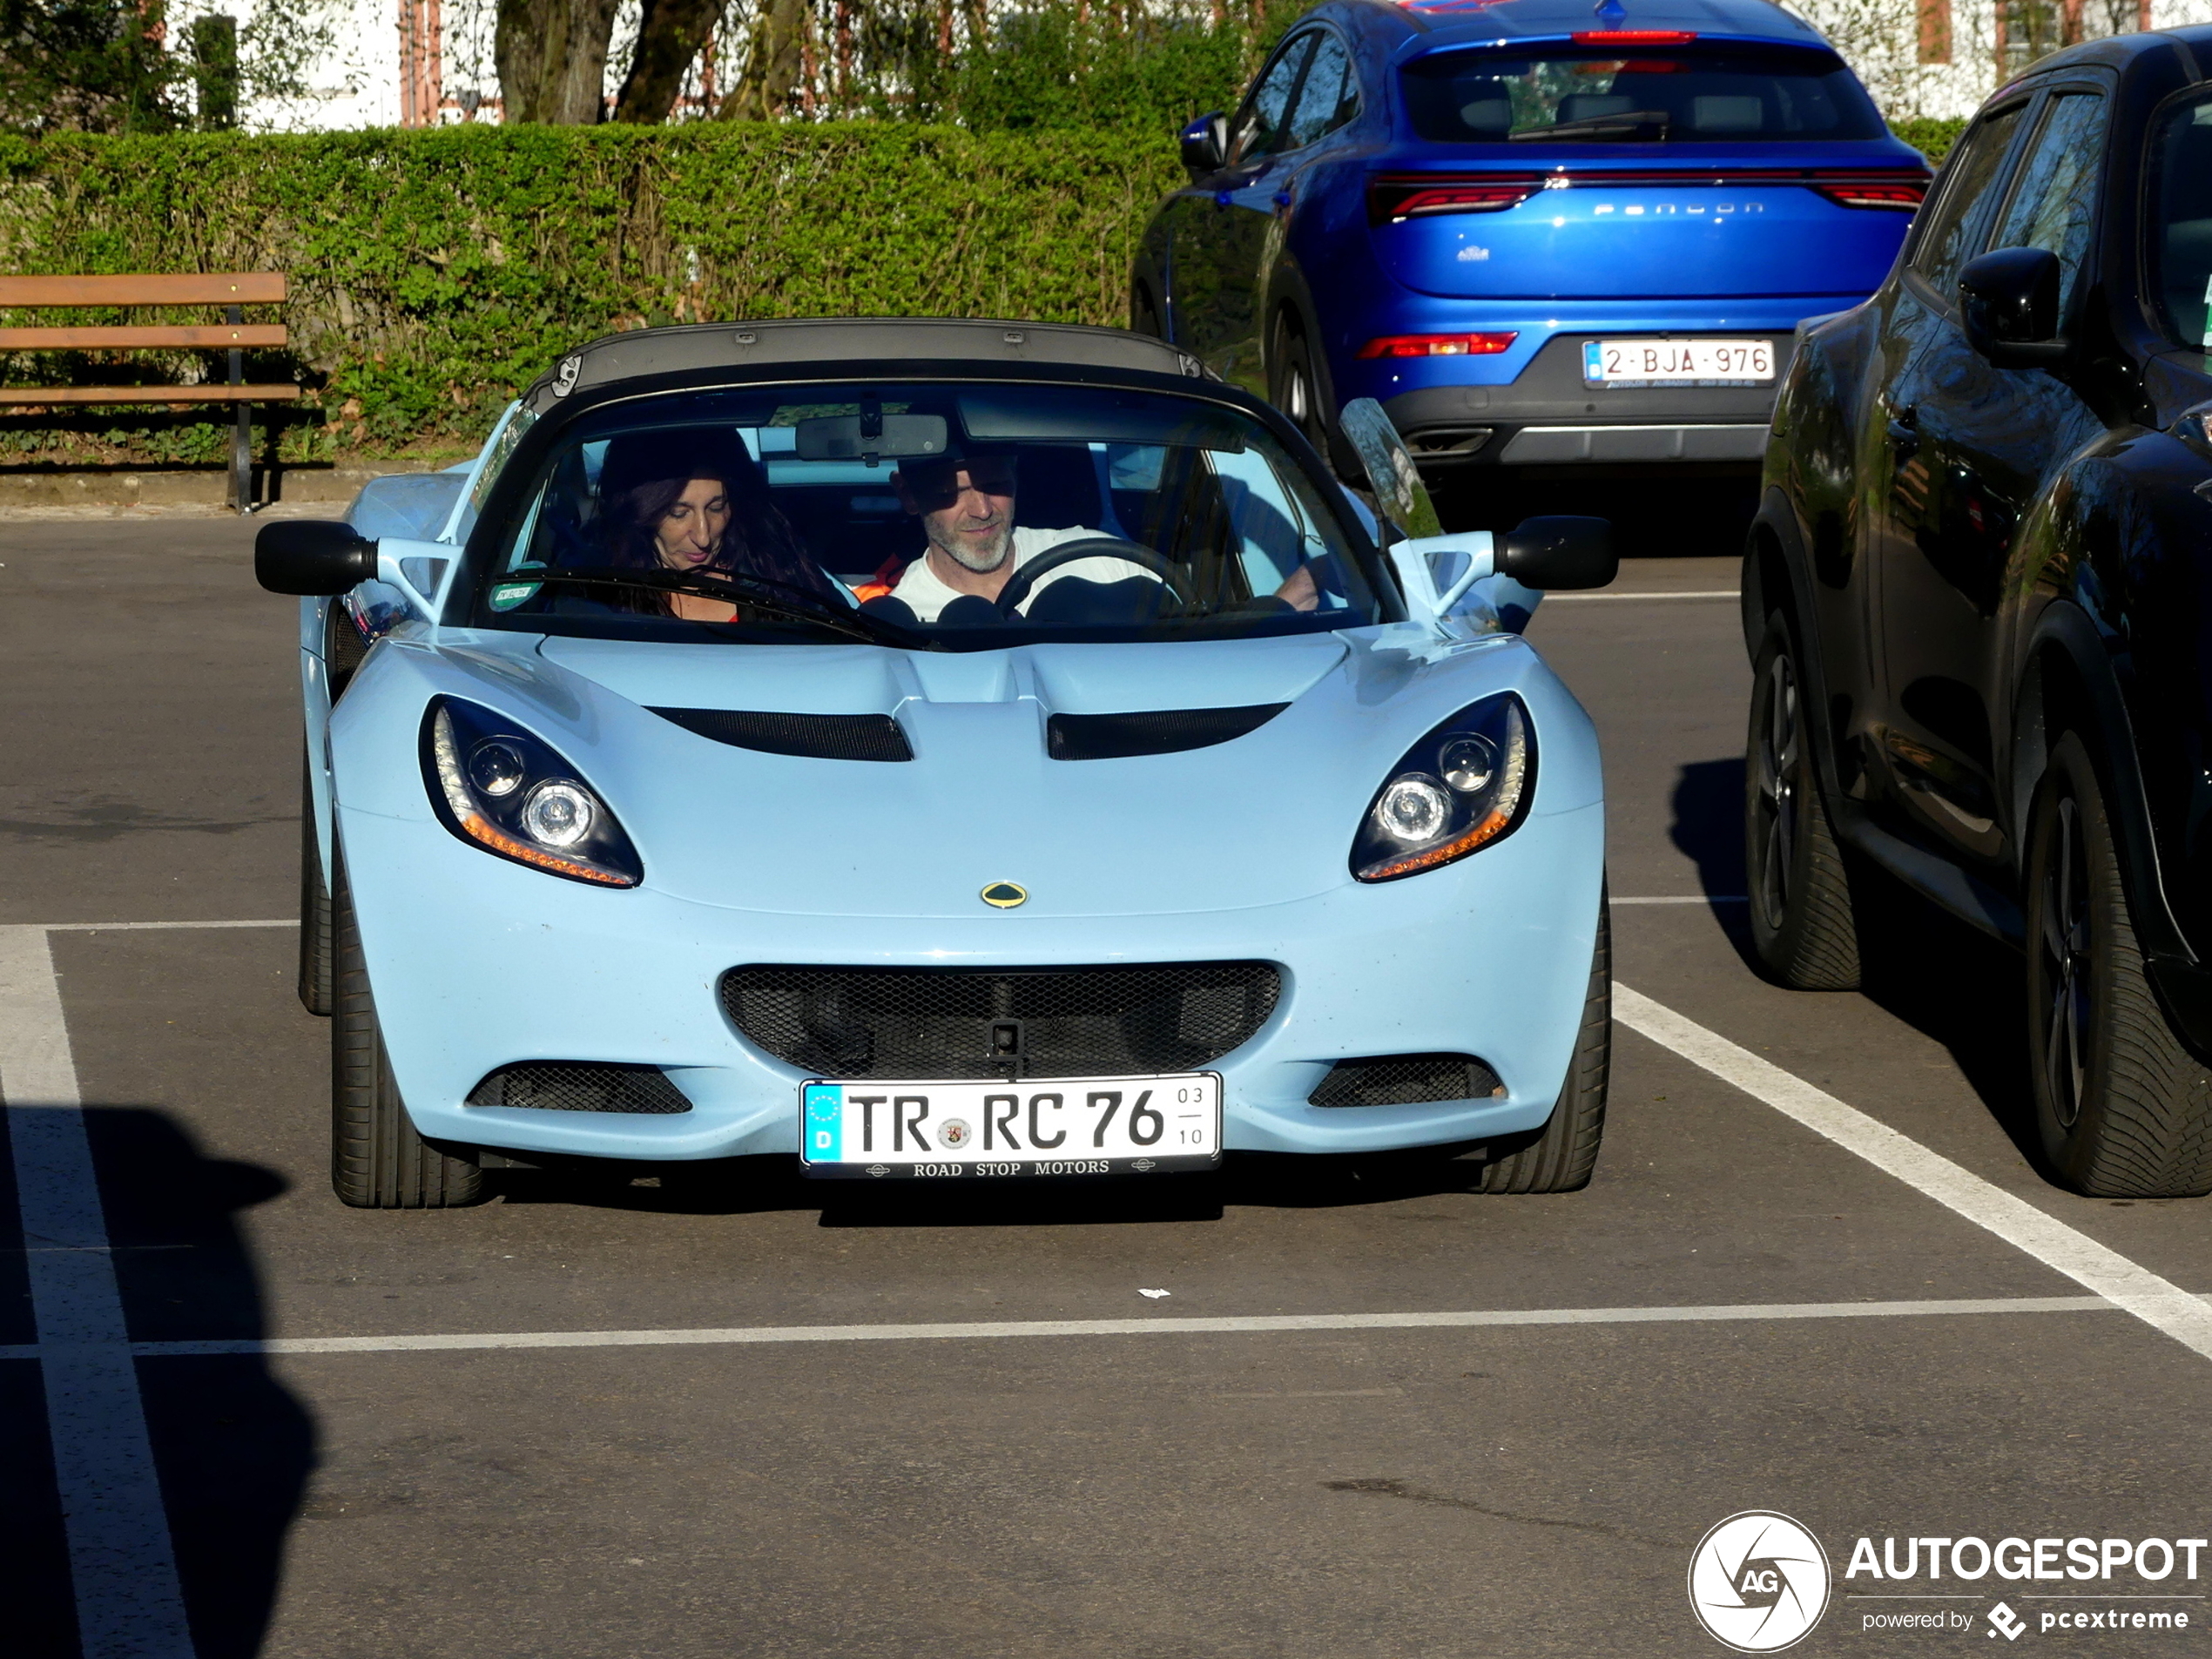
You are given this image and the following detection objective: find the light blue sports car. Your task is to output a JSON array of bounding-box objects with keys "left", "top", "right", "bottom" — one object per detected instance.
[{"left": 256, "top": 318, "right": 1615, "bottom": 1208}]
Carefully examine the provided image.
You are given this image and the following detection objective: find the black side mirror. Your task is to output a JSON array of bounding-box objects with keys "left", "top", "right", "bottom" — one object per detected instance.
[
  {"left": 256, "top": 519, "right": 377, "bottom": 596},
  {"left": 1496, "top": 516, "right": 1615, "bottom": 591},
  {"left": 1959, "top": 246, "right": 2067, "bottom": 368},
  {"left": 1180, "top": 111, "right": 1229, "bottom": 178}
]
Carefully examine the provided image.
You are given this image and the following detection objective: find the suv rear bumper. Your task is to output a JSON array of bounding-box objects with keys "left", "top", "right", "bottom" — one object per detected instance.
[{"left": 1378, "top": 332, "right": 1792, "bottom": 466}]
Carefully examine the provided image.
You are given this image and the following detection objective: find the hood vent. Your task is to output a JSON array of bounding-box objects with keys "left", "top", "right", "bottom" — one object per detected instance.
[
  {"left": 1048, "top": 703, "right": 1288, "bottom": 761},
  {"left": 650, "top": 707, "right": 912, "bottom": 762}
]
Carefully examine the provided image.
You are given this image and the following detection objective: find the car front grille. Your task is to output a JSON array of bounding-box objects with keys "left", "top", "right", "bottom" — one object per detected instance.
[
  {"left": 1308, "top": 1054, "right": 1503, "bottom": 1108},
  {"left": 466, "top": 1062, "right": 693, "bottom": 1114},
  {"left": 719, "top": 961, "right": 1280, "bottom": 1080}
]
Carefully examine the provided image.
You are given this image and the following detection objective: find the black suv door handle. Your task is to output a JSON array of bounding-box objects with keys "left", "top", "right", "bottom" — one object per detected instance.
[{"left": 1886, "top": 407, "right": 1919, "bottom": 460}]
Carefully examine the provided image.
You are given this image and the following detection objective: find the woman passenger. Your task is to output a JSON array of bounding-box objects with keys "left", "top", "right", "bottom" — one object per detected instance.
[{"left": 590, "top": 430, "right": 838, "bottom": 620}]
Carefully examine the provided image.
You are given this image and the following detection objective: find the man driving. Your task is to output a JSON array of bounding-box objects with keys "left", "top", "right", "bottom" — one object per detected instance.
[{"left": 886, "top": 448, "right": 1152, "bottom": 622}]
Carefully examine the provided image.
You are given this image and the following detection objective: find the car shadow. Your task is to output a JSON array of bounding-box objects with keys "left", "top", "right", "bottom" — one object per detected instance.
[
  {"left": 1851, "top": 871, "right": 2044, "bottom": 1170},
  {"left": 1666, "top": 755, "right": 1757, "bottom": 958},
  {"left": 62, "top": 1108, "right": 314, "bottom": 1659},
  {"left": 491, "top": 1149, "right": 1503, "bottom": 1226}
]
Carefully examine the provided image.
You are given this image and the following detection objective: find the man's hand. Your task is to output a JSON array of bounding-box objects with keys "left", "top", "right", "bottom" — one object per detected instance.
[{"left": 1273, "top": 563, "right": 1319, "bottom": 611}]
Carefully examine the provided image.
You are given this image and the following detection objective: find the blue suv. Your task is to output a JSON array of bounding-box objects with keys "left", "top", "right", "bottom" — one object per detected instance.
[{"left": 1132, "top": 0, "right": 1929, "bottom": 470}]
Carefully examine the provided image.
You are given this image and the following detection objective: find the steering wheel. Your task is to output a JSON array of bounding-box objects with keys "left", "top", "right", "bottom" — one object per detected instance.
[{"left": 994, "top": 536, "right": 1186, "bottom": 618}]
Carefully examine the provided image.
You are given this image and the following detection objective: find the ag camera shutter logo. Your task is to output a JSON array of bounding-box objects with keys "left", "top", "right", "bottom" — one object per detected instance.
[{"left": 1689, "top": 1511, "right": 1832, "bottom": 1652}]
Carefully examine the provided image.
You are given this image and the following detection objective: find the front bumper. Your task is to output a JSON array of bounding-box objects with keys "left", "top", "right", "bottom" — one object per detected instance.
[{"left": 341, "top": 796, "right": 1605, "bottom": 1164}]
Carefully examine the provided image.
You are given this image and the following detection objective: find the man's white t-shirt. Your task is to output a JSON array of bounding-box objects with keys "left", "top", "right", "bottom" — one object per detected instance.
[{"left": 888, "top": 525, "right": 1153, "bottom": 622}]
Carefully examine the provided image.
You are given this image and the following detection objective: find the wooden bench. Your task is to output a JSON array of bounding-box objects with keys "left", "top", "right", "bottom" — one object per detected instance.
[{"left": 0, "top": 273, "right": 300, "bottom": 513}]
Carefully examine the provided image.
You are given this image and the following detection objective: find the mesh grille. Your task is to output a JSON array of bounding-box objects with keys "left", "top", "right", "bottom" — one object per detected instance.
[
  {"left": 467, "top": 1062, "right": 693, "bottom": 1114},
  {"left": 326, "top": 601, "right": 369, "bottom": 692},
  {"left": 720, "top": 961, "right": 1279, "bottom": 1080},
  {"left": 1047, "top": 704, "right": 1289, "bottom": 761},
  {"left": 650, "top": 707, "right": 912, "bottom": 762},
  {"left": 1309, "top": 1054, "right": 1503, "bottom": 1108}
]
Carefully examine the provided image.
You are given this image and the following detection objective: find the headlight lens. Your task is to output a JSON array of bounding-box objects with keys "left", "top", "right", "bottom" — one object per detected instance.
[
  {"left": 422, "top": 698, "right": 642, "bottom": 887},
  {"left": 1352, "top": 693, "right": 1534, "bottom": 882}
]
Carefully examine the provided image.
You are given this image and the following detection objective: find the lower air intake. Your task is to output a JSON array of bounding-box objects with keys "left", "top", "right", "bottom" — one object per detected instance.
[
  {"left": 1309, "top": 1054, "right": 1503, "bottom": 1108},
  {"left": 467, "top": 1062, "right": 693, "bottom": 1114},
  {"left": 720, "top": 961, "right": 1280, "bottom": 1080}
]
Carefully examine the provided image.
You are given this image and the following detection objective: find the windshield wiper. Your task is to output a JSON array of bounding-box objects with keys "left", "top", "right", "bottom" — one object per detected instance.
[
  {"left": 1511, "top": 109, "right": 1670, "bottom": 143},
  {"left": 521, "top": 565, "right": 939, "bottom": 650}
]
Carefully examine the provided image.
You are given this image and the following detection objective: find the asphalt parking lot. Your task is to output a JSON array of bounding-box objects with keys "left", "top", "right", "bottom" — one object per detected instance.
[{"left": 6, "top": 505, "right": 2212, "bottom": 1659}]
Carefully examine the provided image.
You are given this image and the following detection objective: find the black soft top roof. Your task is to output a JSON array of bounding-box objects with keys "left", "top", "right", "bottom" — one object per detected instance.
[{"left": 521, "top": 317, "right": 1207, "bottom": 414}]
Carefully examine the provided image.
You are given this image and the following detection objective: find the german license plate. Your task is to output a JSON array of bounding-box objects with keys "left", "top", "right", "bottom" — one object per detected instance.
[
  {"left": 799, "top": 1074, "right": 1222, "bottom": 1179},
  {"left": 1583, "top": 338, "right": 1774, "bottom": 386}
]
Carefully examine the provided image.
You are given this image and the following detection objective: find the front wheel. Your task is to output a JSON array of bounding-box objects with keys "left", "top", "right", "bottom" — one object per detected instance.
[
  {"left": 1744, "top": 610, "right": 1864, "bottom": 989},
  {"left": 1480, "top": 892, "right": 1609, "bottom": 1193},
  {"left": 2024, "top": 732, "right": 2212, "bottom": 1197},
  {"left": 299, "top": 748, "right": 333, "bottom": 1016},
  {"left": 330, "top": 856, "right": 485, "bottom": 1209}
]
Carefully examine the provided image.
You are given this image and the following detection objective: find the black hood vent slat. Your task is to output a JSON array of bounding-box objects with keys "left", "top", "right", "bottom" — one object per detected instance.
[
  {"left": 650, "top": 707, "right": 912, "bottom": 762},
  {"left": 1048, "top": 703, "right": 1288, "bottom": 761}
]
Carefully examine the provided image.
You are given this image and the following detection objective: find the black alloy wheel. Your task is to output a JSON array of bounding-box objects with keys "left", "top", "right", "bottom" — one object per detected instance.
[
  {"left": 2023, "top": 732, "right": 2212, "bottom": 1196},
  {"left": 1269, "top": 311, "right": 1331, "bottom": 458},
  {"left": 1744, "top": 611, "right": 1864, "bottom": 989}
]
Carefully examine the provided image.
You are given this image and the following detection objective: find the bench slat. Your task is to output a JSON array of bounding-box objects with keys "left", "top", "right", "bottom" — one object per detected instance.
[
  {"left": 0, "top": 325, "right": 288, "bottom": 348},
  {"left": 0, "top": 273, "right": 287, "bottom": 307},
  {"left": 0, "top": 384, "right": 302, "bottom": 405}
]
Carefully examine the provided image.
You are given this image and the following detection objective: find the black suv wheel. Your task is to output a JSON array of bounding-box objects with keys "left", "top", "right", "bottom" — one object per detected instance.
[
  {"left": 1744, "top": 611, "right": 1864, "bottom": 989},
  {"left": 2024, "top": 732, "right": 2212, "bottom": 1197}
]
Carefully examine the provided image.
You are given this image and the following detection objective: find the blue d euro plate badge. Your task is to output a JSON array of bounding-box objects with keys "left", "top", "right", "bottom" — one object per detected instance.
[{"left": 803, "top": 1082, "right": 843, "bottom": 1163}]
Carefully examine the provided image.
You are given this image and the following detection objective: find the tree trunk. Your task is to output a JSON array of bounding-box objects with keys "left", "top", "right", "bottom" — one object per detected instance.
[
  {"left": 496, "top": 0, "right": 622, "bottom": 123},
  {"left": 613, "top": 0, "right": 724, "bottom": 121},
  {"left": 718, "top": 0, "right": 805, "bottom": 118}
]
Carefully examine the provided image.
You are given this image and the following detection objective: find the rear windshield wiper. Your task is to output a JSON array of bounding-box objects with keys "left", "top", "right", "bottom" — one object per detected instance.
[
  {"left": 516, "top": 565, "right": 939, "bottom": 650},
  {"left": 1511, "top": 110, "right": 1671, "bottom": 143}
]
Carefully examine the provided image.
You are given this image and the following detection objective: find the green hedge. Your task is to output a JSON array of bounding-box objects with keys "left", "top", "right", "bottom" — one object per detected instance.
[
  {"left": 0, "top": 123, "right": 1184, "bottom": 460},
  {"left": 1892, "top": 117, "right": 1967, "bottom": 165},
  {"left": 0, "top": 113, "right": 1973, "bottom": 464}
]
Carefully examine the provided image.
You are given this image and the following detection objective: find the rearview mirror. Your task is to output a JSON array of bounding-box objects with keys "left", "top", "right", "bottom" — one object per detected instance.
[
  {"left": 793, "top": 412, "right": 949, "bottom": 464},
  {"left": 256, "top": 519, "right": 377, "bottom": 596},
  {"left": 1959, "top": 246, "right": 2067, "bottom": 368},
  {"left": 1180, "top": 112, "right": 1230, "bottom": 178}
]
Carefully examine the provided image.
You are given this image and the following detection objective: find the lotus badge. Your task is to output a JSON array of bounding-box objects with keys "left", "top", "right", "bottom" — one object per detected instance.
[{"left": 981, "top": 882, "right": 1028, "bottom": 909}]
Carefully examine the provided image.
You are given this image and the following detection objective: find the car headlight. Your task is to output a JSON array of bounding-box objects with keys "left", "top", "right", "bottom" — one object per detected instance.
[
  {"left": 421, "top": 698, "right": 642, "bottom": 887},
  {"left": 1352, "top": 693, "right": 1534, "bottom": 882}
]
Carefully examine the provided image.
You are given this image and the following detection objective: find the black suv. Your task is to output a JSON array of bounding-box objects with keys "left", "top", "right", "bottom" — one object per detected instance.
[{"left": 1747, "top": 26, "right": 2212, "bottom": 1196}]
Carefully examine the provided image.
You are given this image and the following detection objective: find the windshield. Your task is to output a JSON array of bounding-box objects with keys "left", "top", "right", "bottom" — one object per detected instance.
[
  {"left": 1401, "top": 46, "right": 1883, "bottom": 144},
  {"left": 469, "top": 381, "right": 1390, "bottom": 647}
]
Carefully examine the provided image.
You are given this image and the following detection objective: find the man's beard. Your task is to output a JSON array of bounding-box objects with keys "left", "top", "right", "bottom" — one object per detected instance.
[{"left": 932, "top": 518, "right": 1013, "bottom": 574}]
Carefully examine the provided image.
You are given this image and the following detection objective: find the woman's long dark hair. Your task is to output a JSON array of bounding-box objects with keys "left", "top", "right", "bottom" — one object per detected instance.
[{"left": 594, "top": 429, "right": 835, "bottom": 614}]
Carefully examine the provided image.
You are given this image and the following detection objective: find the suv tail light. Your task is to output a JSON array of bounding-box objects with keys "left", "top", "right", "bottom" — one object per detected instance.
[
  {"left": 1357, "top": 334, "right": 1518, "bottom": 359},
  {"left": 1810, "top": 175, "right": 1928, "bottom": 209},
  {"left": 1369, "top": 173, "right": 1543, "bottom": 225}
]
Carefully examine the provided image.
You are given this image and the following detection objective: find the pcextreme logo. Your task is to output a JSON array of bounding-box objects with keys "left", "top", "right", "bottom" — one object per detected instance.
[{"left": 1689, "top": 1511, "right": 1834, "bottom": 1653}]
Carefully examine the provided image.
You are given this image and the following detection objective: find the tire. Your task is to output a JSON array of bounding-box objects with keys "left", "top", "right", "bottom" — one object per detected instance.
[
  {"left": 1131, "top": 283, "right": 1163, "bottom": 339},
  {"left": 2024, "top": 731, "right": 2212, "bottom": 1197},
  {"left": 298, "top": 748, "right": 334, "bottom": 1016},
  {"left": 1269, "top": 310, "right": 1332, "bottom": 458},
  {"left": 1480, "top": 891, "right": 1610, "bottom": 1193},
  {"left": 1744, "top": 610, "right": 1865, "bottom": 989},
  {"left": 330, "top": 856, "right": 484, "bottom": 1209}
]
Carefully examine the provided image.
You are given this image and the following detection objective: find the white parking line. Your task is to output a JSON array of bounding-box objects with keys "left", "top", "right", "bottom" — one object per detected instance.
[
  {"left": 1613, "top": 895, "right": 1748, "bottom": 906},
  {"left": 98, "top": 1295, "right": 2114, "bottom": 1358},
  {"left": 1615, "top": 984, "right": 2212, "bottom": 1363},
  {"left": 0, "top": 926, "right": 195, "bottom": 1659}
]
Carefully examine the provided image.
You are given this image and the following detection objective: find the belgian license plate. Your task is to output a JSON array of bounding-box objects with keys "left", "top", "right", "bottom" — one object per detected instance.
[
  {"left": 1583, "top": 338, "right": 1774, "bottom": 386},
  {"left": 799, "top": 1074, "right": 1222, "bottom": 1179}
]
